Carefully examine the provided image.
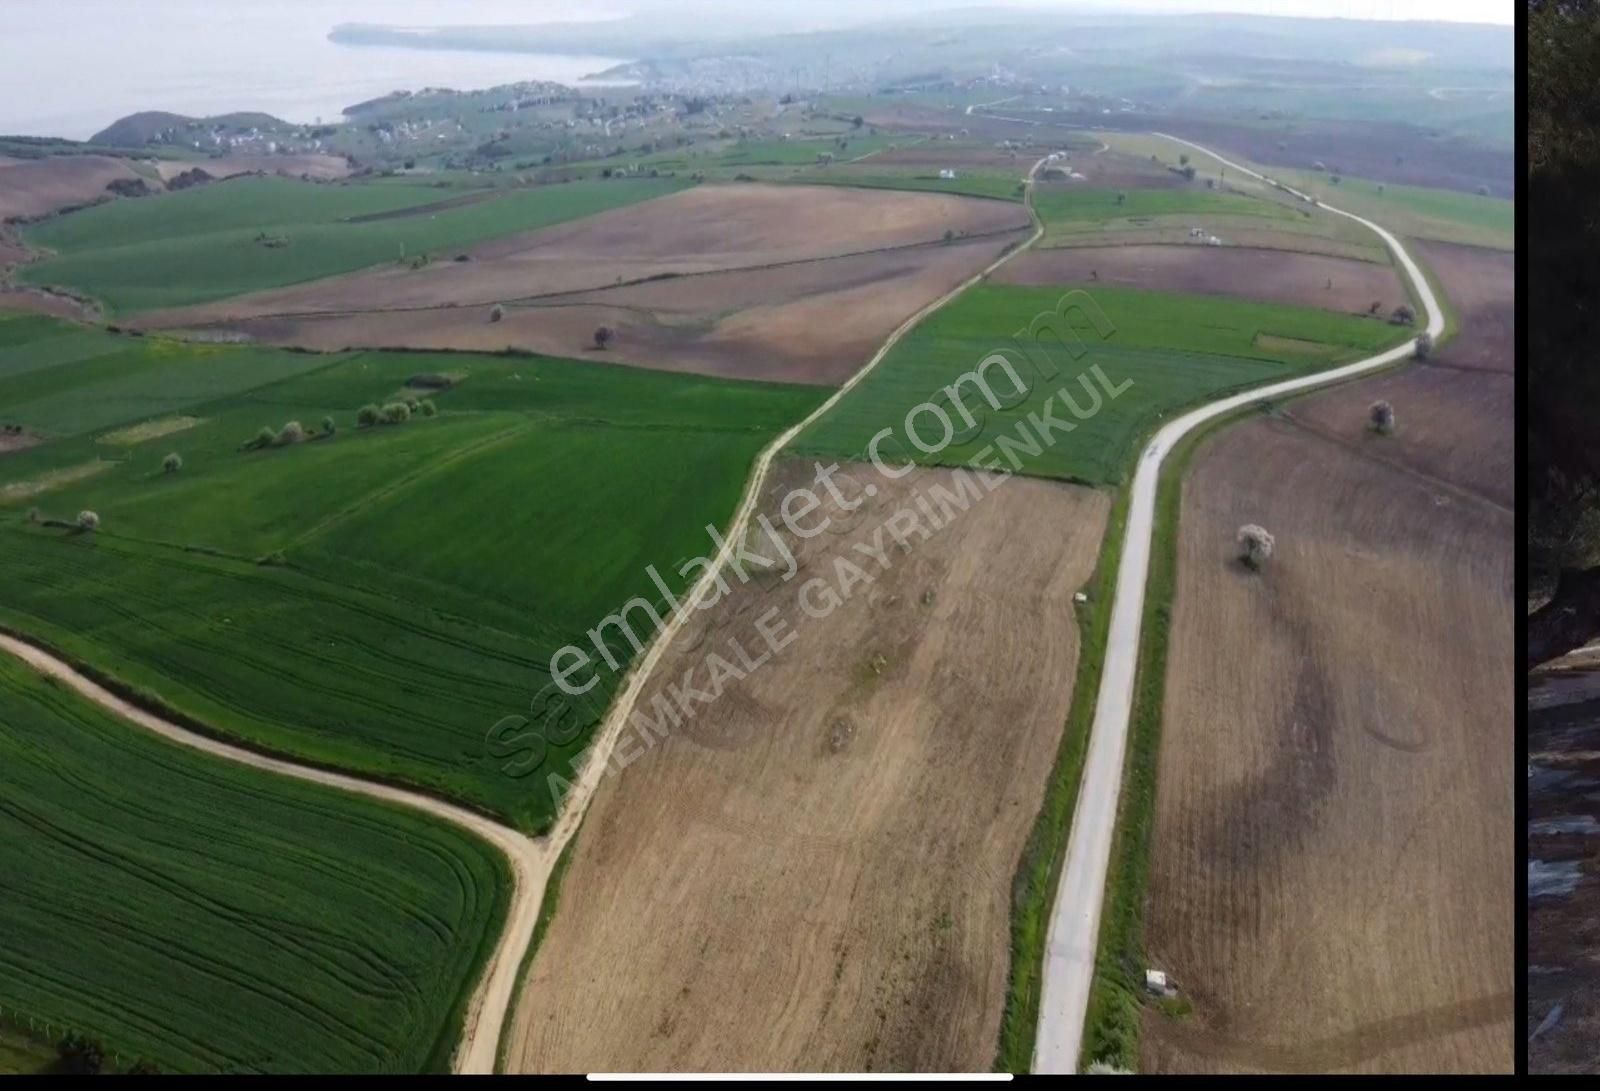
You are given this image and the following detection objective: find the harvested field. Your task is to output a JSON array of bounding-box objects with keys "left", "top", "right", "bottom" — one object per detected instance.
[
  {"left": 1283, "top": 368, "right": 1511, "bottom": 510},
  {"left": 1139, "top": 408, "right": 1513, "bottom": 1073},
  {"left": 146, "top": 183, "right": 1031, "bottom": 315},
  {"left": 150, "top": 153, "right": 351, "bottom": 182},
  {"left": 1412, "top": 239, "right": 1514, "bottom": 372},
  {"left": 173, "top": 235, "right": 1018, "bottom": 387},
  {"left": 996, "top": 245, "right": 1405, "bottom": 316},
  {"left": 507, "top": 461, "right": 1110, "bottom": 1072},
  {"left": 0, "top": 155, "right": 145, "bottom": 221},
  {"left": 1265, "top": 234, "right": 1514, "bottom": 511},
  {"left": 138, "top": 184, "right": 1032, "bottom": 386}
]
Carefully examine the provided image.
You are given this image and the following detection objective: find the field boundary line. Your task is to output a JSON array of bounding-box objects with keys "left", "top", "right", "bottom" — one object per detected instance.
[
  {"left": 0, "top": 627, "right": 540, "bottom": 1075},
  {"left": 481, "top": 153, "right": 1051, "bottom": 1071},
  {"left": 1029, "top": 132, "right": 1445, "bottom": 1073},
  {"left": 147, "top": 219, "right": 1033, "bottom": 331}
]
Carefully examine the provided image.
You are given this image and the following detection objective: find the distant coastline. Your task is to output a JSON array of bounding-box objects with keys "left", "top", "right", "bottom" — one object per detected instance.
[{"left": 0, "top": 5, "right": 630, "bottom": 140}]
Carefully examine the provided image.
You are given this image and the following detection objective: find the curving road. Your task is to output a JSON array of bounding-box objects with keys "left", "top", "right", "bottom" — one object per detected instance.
[
  {"left": 0, "top": 157, "right": 1051, "bottom": 1075},
  {"left": 1029, "top": 134, "right": 1445, "bottom": 1074}
]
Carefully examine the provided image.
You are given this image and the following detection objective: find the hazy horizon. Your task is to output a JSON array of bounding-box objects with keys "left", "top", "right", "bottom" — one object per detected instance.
[{"left": 0, "top": 0, "right": 1513, "bottom": 139}]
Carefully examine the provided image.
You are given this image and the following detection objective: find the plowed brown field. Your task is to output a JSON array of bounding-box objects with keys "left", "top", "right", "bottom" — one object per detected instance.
[
  {"left": 138, "top": 183, "right": 1031, "bottom": 385},
  {"left": 505, "top": 461, "right": 1109, "bottom": 1072},
  {"left": 1138, "top": 239, "right": 1513, "bottom": 1072}
]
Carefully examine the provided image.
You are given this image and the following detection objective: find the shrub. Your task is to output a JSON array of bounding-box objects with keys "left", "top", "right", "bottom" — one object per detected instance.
[
  {"left": 594, "top": 325, "right": 614, "bottom": 349},
  {"left": 275, "top": 420, "right": 305, "bottom": 446},
  {"left": 76, "top": 510, "right": 100, "bottom": 533},
  {"left": 254, "top": 426, "right": 276, "bottom": 448},
  {"left": 26, "top": 506, "right": 41, "bottom": 524},
  {"left": 489, "top": 303, "right": 505, "bottom": 323},
  {"left": 419, "top": 399, "right": 438, "bottom": 417},
  {"left": 162, "top": 452, "right": 183, "bottom": 473},
  {"left": 322, "top": 415, "right": 336, "bottom": 436},
  {"left": 1237, "top": 524, "right": 1274, "bottom": 570},
  {"left": 382, "top": 402, "right": 411, "bottom": 424},
  {"left": 1414, "top": 331, "right": 1433, "bottom": 360},
  {"left": 57, "top": 1033, "right": 104, "bottom": 1075},
  {"left": 356, "top": 403, "right": 381, "bottom": 428},
  {"left": 1369, "top": 400, "right": 1395, "bottom": 435}
]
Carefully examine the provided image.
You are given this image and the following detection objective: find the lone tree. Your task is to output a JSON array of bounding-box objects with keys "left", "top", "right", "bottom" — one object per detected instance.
[
  {"left": 1391, "top": 302, "right": 1416, "bottom": 326},
  {"left": 1115, "top": 191, "right": 1127, "bottom": 206},
  {"left": 1369, "top": 400, "right": 1396, "bottom": 434},
  {"left": 356, "top": 404, "right": 380, "bottom": 428},
  {"left": 1237, "top": 524, "right": 1274, "bottom": 570},
  {"left": 76, "top": 510, "right": 100, "bottom": 533},
  {"left": 1414, "top": 331, "right": 1433, "bottom": 360},
  {"left": 275, "top": 420, "right": 305, "bottom": 446},
  {"left": 419, "top": 399, "right": 438, "bottom": 417},
  {"left": 382, "top": 402, "right": 411, "bottom": 424},
  {"left": 254, "top": 425, "right": 276, "bottom": 449},
  {"left": 162, "top": 452, "right": 183, "bottom": 474},
  {"left": 322, "top": 415, "right": 336, "bottom": 436},
  {"left": 1178, "top": 153, "right": 1190, "bottom": 166},
  {"left": 943, "top": 228, "right": 955, "bottom": 244},
  {"left": 594, "top": 325, "right": 614, "bottom": 350},
  {"left": 489, "top": 304, "right": 505, "bottom": 323}
]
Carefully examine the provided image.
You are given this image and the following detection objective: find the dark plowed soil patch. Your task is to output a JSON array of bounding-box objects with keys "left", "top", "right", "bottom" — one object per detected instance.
[{"left": 1412, "top": 239, "right": 1513, "bottom": 372}]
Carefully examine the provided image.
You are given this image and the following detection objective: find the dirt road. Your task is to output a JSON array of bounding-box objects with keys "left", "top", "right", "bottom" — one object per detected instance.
[
  {"left": 0, "top": 157, "right": 1051, "bottom": 1075},
  {"left": 1029, "top": 134, "right": 1445, "bottom": 1073}
]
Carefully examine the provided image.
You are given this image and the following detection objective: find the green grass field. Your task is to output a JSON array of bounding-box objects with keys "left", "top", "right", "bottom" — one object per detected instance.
[
  {"left": 1113, "top": 133, "right": 1514, "bottom": 251},
  {"left": 793, "top": 283, "right": 1406, "bottom": 485},
  {"left": 19, "top": 176, "right": 687, "bottom": 313},
  {"left": 0, "top": 656, "right": 508, "bottom": 1073},
  {"left": 1258, "top": 168, "right": 1514, "bottom": 250},
  {"left": 0, "top": 316, "right": 825, "bottom": 830}
]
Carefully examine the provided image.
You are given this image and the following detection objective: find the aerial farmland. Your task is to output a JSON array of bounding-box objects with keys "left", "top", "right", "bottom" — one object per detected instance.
[{"left": 0, "top": 2, "right": 1511, "bottom": 1077}]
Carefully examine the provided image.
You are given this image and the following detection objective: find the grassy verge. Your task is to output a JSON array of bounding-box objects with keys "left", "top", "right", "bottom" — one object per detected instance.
[
  {"left": 992, "top": 484, "right": 1128, "bottom": 1071},
  {"left": 1075, "top": 400, "right": 1268, "bottom": 1071},
  {"left": 0, "top": 1017, "right": 69, "bottom": 1074}
]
